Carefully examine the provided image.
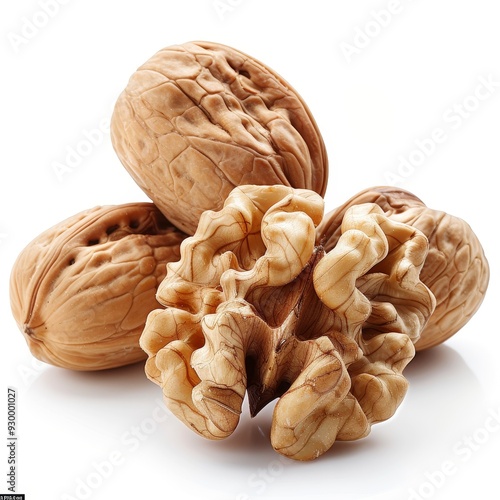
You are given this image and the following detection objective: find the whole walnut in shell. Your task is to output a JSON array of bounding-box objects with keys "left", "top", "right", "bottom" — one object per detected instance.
[
  {"left": 316, "top": 186, "right": 490, "bottom": 351},
  {"left": 140, "top": 185, "right": 435, "bottom": 460},
  {"left": 110, "top": 41, "right": 328, "bottom": 235},
  {"left": 10, "top": 203, "right": 187, "bottom": 371}
]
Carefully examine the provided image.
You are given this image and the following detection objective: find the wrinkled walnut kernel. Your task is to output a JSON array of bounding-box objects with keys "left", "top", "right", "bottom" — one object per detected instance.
[{"left": 141, "top": 185, "right": 435, "bottom": 460}]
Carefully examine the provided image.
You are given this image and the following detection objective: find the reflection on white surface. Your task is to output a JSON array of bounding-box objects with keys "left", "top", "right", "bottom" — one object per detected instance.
[{"left": 19, "top": 342, "right": 496, "bottom": 500}]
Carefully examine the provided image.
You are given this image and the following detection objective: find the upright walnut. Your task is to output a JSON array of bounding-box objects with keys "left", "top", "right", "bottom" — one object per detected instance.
[{"left": 111, "top": 41, "right": 328, "bottom": 235}]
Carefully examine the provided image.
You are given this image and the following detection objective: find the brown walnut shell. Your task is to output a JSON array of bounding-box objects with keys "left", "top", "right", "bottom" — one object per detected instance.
[
  {"left": 110, "top": 41, "right": 328, "bottom": 235},
  {"left": 10, "top": 203, "right": 187, "bottom": 371},
  {"left": 316, "top": 186, "right": 490, "bottom": 351}
]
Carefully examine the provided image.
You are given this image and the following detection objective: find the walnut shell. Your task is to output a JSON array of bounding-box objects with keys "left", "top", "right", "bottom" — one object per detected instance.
[
  {"left": 316, "top": 186, "right": 490, "bottom": 350},
  {"left": 10, "top": 203, "right": 187, "bottom": 371},
  {"left": 110, "top": 41, "right": 328, "bottom": 235},
  {"left": 140, "top": 185, "right": 435, "bottom": 460}
]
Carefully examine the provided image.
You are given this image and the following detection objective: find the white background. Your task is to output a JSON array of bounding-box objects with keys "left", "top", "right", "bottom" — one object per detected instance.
[{"left": 1, "top": 1, "right": 499, "bottom": 499}]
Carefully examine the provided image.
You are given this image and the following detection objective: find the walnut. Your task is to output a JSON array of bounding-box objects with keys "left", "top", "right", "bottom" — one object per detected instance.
[
  {"left": 110, "top": 41, "right": 328, "bottom": 235},
  {"left": 140, "top": 185, "right": 435, "bottom": 460},
  {"left": 316, "top": 186, "right": 490, "bottom": 351},
  {"left": 10, "top": 203, "right": 187, "bottom": 371}
]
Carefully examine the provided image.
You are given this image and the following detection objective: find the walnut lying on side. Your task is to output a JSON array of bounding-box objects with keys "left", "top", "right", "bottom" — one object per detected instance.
[
  {"left": 10, "top": 203, "right": 187, "bottom": 371},
  {"left": 316, "top": 186, "right": 490, "bottom": 350},
  {"left": 141, "top": 185, "right": 435, "bottom": 460},
  {"left": 111, "top": 41, "right": 328, "bottom": 235}
]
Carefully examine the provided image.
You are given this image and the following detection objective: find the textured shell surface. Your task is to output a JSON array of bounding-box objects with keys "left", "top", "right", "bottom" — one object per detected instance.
[
  {"left": 10, "top": 203, "right": 187, "bottom": 371},
  {"left": 316, "top": 186, "right": 490, "bottom": 351},
  {"left": 111, "top": 41, "right": 328, "bottom": 234}
]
